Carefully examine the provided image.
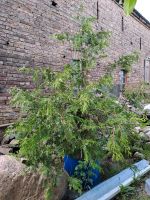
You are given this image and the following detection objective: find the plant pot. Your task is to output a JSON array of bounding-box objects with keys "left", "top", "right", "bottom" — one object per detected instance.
[{"left": 64, "top": 155, "right": 101, "bottom": 188}]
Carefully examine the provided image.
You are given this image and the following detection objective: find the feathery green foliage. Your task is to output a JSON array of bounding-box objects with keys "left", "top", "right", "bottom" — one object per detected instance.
[{"left": 8, "top": 16, "right": 139, "bottom": 197}]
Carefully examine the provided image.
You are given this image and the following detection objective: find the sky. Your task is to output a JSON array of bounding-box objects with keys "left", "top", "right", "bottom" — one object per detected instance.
[{"left": 135, "top": 0, "right": 150, "bottom": 22}]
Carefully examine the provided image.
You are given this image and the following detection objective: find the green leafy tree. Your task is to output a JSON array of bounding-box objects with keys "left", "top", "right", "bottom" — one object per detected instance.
[{"left": 8, "top": 16, "right": 139, "bottom": 197}]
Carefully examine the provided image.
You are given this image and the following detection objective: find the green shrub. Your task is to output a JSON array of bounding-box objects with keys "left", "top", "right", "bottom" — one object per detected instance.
[{"left": 7, "top": 16, "right": 140, "bottom": 197}]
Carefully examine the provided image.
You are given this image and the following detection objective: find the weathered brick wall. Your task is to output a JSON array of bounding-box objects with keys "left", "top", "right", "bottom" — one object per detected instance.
[
  {"left": 96, "top": 0, "right": 150, "bottom": 86},
  {"left": 0, "top": 0, "right": 150, "bottom": 125}
]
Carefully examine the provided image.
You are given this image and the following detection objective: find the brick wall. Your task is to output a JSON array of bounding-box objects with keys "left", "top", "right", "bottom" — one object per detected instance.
[{"left": 0, "top": 0, "right": 150, "bottom": 125}]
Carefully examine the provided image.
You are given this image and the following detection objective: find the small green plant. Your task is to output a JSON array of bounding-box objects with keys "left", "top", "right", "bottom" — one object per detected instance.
[
  {"left": 117, "top": 175, "right": 149, "bottom": 200},
  {"left": 116, "top": 52, "right": 139, "bottom": 73},
  {"left": 120, "top": 185, "right": 136, "bottom": 200},
  {"left": 7, "top": 16, "right": 140, "bottom": 198},
  {"left": 124, "top": 82, "right": 150, "bottom": 108},
  {"left": 142, "top": 143, "right": 150, "bottom": 160},
  {"left": 130, "top": 165, "right": 139, "bottom": 179}
]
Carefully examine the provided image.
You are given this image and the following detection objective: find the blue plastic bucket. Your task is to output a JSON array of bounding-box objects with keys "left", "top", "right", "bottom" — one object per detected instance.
[{"left": 64, "top": 155, "right": 101, "bottom": 188}]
